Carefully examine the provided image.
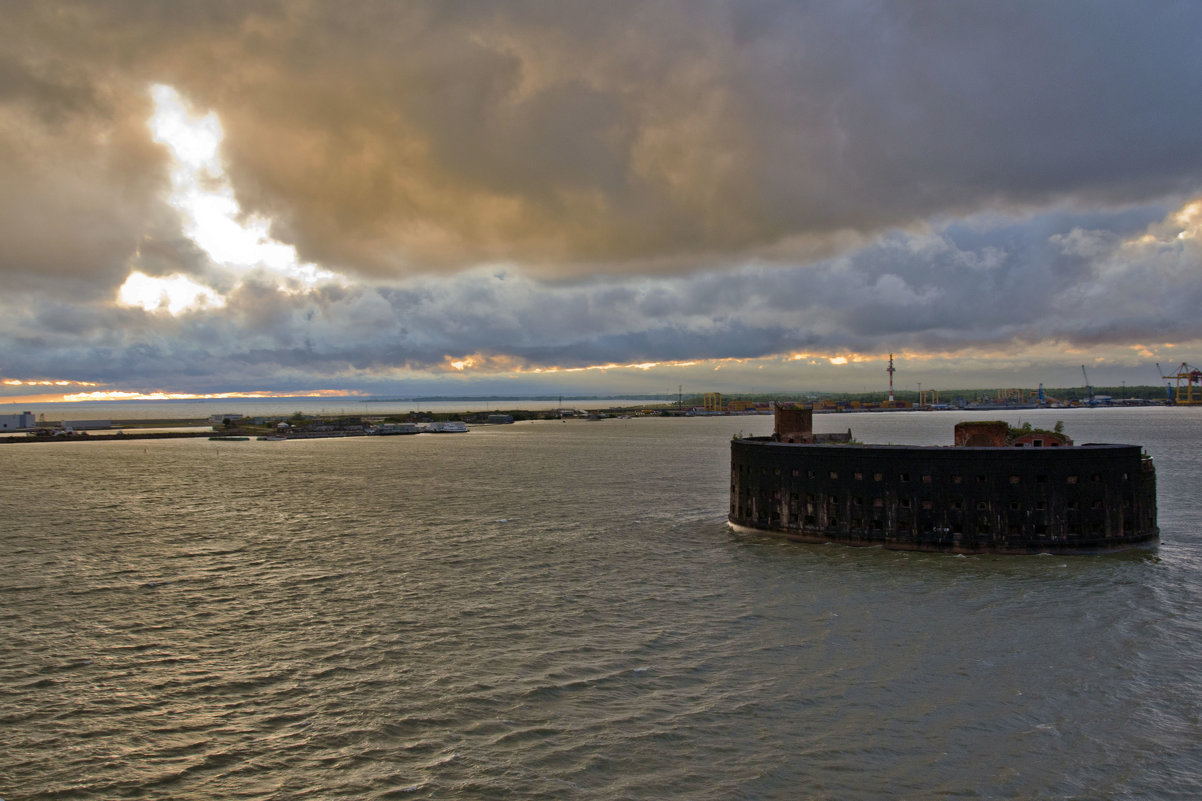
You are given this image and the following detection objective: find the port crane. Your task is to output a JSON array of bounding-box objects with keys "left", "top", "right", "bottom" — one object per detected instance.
[
  {"left": 1081, "top": 365, "right": 1095, "bottom": 405},
  {"left": 1155, "top": 363, "right": 1173, "bottom": 400},
  {"left": 1158, "top": 362, "right": 1202, "bottom": 405},
  {"left": 1031, "top": 383, "right": 1065, "bottom": 406}
]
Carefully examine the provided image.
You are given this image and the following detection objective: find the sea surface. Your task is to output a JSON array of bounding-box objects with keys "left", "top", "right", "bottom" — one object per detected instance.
[{"left": 2, "top": 407, "right": 1201, "bottom": 799}]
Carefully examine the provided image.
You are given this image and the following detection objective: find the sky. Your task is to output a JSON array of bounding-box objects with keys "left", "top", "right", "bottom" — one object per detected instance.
[{"left": 3, "top": 1, "right": 1202, "bottom": 405}]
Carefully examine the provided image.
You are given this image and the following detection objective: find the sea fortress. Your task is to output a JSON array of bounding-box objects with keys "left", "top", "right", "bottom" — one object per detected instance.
[{"left": 729, "top": 407, "right": 1158, "bottom": 554}]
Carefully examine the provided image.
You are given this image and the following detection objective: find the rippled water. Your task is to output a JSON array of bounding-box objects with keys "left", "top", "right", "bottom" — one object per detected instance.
[{"left": 3, "top": 408, "right": 1201, "bottom": 799}]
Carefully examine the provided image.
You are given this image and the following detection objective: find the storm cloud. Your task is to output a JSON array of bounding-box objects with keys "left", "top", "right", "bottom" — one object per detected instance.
[{"left": 2, "top": 1, "right": 1201, "bottom": 397}]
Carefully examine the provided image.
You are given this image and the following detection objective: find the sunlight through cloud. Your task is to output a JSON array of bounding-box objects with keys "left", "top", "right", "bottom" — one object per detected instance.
[
  {"left": 118, "top": 271, "right": 226, "bottom": 315},
  {"left": 145, "top": 84, "right": 341, "bottom": 285}
]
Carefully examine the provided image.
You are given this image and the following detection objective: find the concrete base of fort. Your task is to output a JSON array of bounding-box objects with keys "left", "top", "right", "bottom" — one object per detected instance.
[{"left": 726, "top": 520, "right": 1159, "bottom": 555}]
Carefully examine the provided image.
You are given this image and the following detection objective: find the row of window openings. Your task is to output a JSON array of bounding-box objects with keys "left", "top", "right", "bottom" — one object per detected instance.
[
  {"left": 757, "top": 467, "right": 1119, "bottom": 484},
  {"left": 794, "top": 496, "right": 1112, "bottom": 512},
  {"left": 798, "top": 516, "right": 1118, "bottom": 537}
]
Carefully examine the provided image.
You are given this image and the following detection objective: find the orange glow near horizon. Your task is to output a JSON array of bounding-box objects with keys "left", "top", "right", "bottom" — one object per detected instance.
[
  {"left": 526, "top": 359, "right": 701, "bottom": 374},
  {"left": 439, "top": 353, "right": 709, "bottom": 375},
  {"left": 6, "top": 340, "right": 1199, "bottom": 409},
  {"left": 1, "top": 388, "right": 367, "bottom": 405},
  {"left": 787, "top": 351, "right": 886, "bottom": 365},
  {"left": 63, "top": 389, "right": 366, "bottom": 403}
]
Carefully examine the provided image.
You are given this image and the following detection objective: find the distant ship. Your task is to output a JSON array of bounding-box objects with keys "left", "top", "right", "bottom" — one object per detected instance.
[{"left": 729, "top": 407, "right": 1158, "bottom": 554}]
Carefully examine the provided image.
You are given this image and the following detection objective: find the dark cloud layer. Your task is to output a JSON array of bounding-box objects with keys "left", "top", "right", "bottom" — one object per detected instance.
[
  {"left": 2, "top": 1, "right": 1201, "bottom": 395},
  {"left": 5, "top": 0, "right": 1202, "bottom": 284},
  {"left": 3, "top": 202, "right": 1198, "bottom": 394}
]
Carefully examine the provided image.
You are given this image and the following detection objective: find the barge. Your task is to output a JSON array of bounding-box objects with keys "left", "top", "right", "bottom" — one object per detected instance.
[{"left": 729, "top": 408, "right": 1158, "bottom": 554}]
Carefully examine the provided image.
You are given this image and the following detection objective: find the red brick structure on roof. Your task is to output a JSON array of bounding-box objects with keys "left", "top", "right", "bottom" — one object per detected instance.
[
  {"left": 774, "top": 406, "right": 814, "bottom": 443},
  {"left": 954, "top": 421, "right": 1073, "bottom": 447}
]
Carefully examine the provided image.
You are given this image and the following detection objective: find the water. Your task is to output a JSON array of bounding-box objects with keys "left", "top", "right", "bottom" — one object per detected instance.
[{"left": 2, "top": 408, "right": 1201, "bottom": 799}]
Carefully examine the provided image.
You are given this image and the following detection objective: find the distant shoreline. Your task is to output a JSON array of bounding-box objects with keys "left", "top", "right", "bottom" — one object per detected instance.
[
  {"left": 0, "top": 401, "right": 1182, "bottom": 445},
  {"left": 1, "top": 430, "right": 214, "bottom": 444}
]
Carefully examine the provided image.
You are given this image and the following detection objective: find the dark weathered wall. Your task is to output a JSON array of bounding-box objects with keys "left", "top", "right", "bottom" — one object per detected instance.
[{"left": 730, "top": 438, "right": 1158, "bottom": 553}]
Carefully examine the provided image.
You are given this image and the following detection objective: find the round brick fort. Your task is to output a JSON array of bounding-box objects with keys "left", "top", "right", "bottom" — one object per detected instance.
[{"left": 728, "top": 409, "right": 1158, "bottom": 554}]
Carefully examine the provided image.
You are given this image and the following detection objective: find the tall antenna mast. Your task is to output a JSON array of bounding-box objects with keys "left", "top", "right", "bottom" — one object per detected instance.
[{"left": 887, "top": 353, "right": 896, "bottom": 402}]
